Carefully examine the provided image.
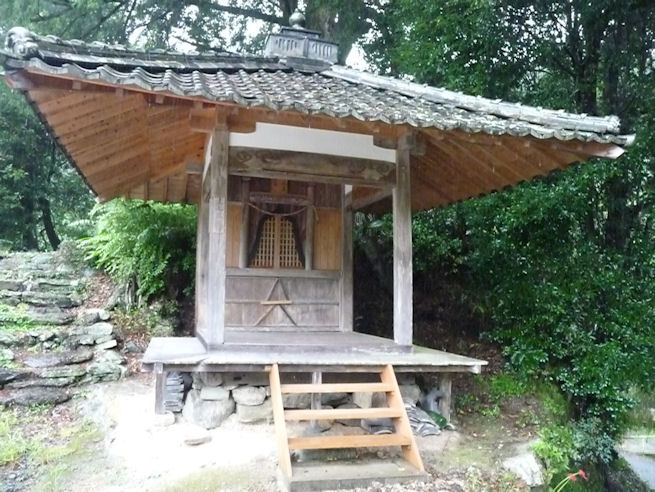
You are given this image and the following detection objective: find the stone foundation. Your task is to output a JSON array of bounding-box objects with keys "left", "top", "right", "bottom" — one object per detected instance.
[{"left": 179, "top": 371, "right": 423, "bottom": 430}]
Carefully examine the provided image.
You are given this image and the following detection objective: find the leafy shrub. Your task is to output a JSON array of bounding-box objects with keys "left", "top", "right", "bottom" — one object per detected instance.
[
  {"left": 82, "top": 199, "right": 197, "bottom": 303},
  {"left": 533, "top": 424, "right": 576, "bottom": 480}
]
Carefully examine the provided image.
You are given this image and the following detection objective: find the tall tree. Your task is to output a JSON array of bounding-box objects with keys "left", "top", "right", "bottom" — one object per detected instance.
[{"left": 361, "top": 0, "right": 655, "bottom": 473}]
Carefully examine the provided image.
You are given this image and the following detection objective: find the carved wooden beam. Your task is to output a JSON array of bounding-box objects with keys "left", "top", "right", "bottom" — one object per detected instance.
[{"left": 228, "top": 147, "right": 396, "bottom": 187}]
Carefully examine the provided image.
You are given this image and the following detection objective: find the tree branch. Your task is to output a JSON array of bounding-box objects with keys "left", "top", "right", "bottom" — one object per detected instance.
[
  {"left": 81, "top": 1, "right": 129, "bottom": 40},
  {"left": 193, "top": 1, "right": 285, "bottom": 26}
]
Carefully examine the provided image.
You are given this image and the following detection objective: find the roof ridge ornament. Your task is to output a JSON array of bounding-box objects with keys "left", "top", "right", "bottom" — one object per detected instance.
[
  {"left": 289, "top": 10, "right": 306, "bottom": 29},
  {"left": 4, "top": 27, "right": 39, "bottom": 57},
  {"left": 263, "top": 10, "right": 338, "bottom": 66}
]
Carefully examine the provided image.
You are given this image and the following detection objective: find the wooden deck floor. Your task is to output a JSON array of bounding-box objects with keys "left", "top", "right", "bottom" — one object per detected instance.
[{"left": 141, "top": 331, "right": 487, "bottom": 373}]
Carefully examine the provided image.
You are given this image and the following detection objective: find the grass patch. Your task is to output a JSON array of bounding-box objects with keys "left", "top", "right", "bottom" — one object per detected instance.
[
  {"left": 0, "top": 303, "right": 35, "bottom": 332},
  {"left": 31, "top": 420, "right": 104, "bottom": 492},
  {"left": 159, "top": 465, "right": 266, "bottom": 492},
  {"left": 0, "top": 403, "right": 104, "bottom": 491},
  {"left": 0, "top": 407, "right": 33, "bottom": 466}
]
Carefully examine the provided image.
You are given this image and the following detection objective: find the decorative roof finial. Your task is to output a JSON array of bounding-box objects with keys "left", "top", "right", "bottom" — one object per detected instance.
[{"left": 289, "top": 10, "right": 306, "bottom": 29}]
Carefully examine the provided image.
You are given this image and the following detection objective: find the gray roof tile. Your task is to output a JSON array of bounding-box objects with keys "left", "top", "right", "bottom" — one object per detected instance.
[{"left": 1, "top": 27, "right": 633, "bottom": 147}]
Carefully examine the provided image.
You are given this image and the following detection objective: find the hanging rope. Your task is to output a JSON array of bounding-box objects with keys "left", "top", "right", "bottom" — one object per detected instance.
[{"left": 247, "top": 201, "right": 319, "bottom": 221}]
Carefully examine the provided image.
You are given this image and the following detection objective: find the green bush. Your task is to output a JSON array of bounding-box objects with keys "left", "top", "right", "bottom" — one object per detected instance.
[
  {"left": 354, "top": 122, "right": 655, "bottom": 471},
  {"left": 82, "top": 199, "right": 197, "bottom": 303}
]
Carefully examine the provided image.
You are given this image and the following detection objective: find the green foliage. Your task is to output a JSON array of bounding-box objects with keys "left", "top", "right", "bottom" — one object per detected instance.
[
  {"left": 112, "top": 301, "right": 177, "bottom": 338},
  {"left": 0, "top": 303, "right": 35, "bottom": 332},
  {"left": 82, "top": 199, "right": 197, "bottom": 303},
  {"left": 357, "top": 1, "right": 655, "bottom": 475},
  {"left": 533, "top": 424, "right": 576, "bottom": 480}
]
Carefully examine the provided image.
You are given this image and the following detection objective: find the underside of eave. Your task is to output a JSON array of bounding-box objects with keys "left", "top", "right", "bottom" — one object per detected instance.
[{"left": 5, "top": 70, "right": 628, "bottom": 211}]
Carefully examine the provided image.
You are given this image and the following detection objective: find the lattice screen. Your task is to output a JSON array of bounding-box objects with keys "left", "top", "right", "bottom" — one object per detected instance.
[{"left": 251, "top": 216, "right": 302, "bottom": 269}]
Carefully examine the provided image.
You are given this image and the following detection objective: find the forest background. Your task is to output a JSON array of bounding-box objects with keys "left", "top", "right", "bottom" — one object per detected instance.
[{"left": 0, "top": 0, "right": 654, "bottom": 487}]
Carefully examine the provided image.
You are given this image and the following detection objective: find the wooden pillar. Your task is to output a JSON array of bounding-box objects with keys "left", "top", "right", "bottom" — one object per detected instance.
[
  {"left": 310, "top": 371, "right": 322, "bottom": 430},
  {"left": 203, "top": 123, "right": 229, "bottom": 348},
  {"left": 305, "top": 184, "right": 315, "bottom": 271},
  {"left": 393, "top": 133, "right": 413, "bottom": 346},
  {"left": 239, "top": 178, "right": 250, "bottom": 268},
  {"left": 154, "top": 362, "right": 167, "bottom": 414},
  {"left": 195, "top": 175, "right": 209, "bottom": 344},
  {"left": 341, "top": 185, "right": 354, "bottom": 332},
  {"left": 438, "top": 374, "right": 452, "bottom": 421}
]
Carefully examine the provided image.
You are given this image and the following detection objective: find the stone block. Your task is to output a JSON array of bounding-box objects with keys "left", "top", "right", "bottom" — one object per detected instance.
[
  {"left": 95, "top": 339, "right": 118, "bottom": 350},
  {"left": 236, "top": 399, "right": 273, "bottom": 423},
  {"left": 0, "top": 387, "right": 70, "bottom": 406},
  {"left": 0, "top": 332, "right": 17, "bottom": 346},
  {"left": 283, "top": 392, "right": 311, "bottom": 409},
  {"left": 86, "top": 322, "right": 114, "bottom": 338},
  {"left": 198, "top": 372, "right": 224, "bottom": 387},
  {"left": 334, "top": 403, "right": 362, "bottom": 427},
  {"left": 8, "top": 377, "right": 75, "bottom": 389},
  {"left": 182, "top": 390, "right": 235, "bottom": 429},
  {"left": 182, "top": 423, "right": 212, "bottom": 446},
  {"left": 76, "top": 308, "right": 110, "bottom": 325},
  {"left": 232, "top": 385, "right": 267, "bottom": 406},
  {"left": 24, "top": 348, "right": 93, "bottom": 368},
  {"left": 502, "top": 452, "right": 545, "bottom": 488},
  {"left": 1, "top": 348, "right": 14, "bottom": 362},
  {"left": 199, "top": 386, "right": 230, "bottom": 401},
  {"left": 0, "top": 279, "right": 23, "bottom": 291},
  {"left": 39, "top": 365, "right": 86, "bottom": 379},
  {"left": 352, "top": 391, "right": 372, "bottom": 409},
  {"left": 0, "top": 368, "right": 29, "bottom": 386},
  {"left": 24, "top": 308, "right": 73, "bottom": 325},
  {"left": 399, "top": 384, "right": 422, "bottom": 404},
  {"left": 321, "top": 392, "right": 349, "bottom": 406}
]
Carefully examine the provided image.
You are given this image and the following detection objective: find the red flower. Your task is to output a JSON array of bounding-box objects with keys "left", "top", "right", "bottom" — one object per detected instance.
[
  {"left": 578, "top": 469, "right": 588, "bottom": 481},
  {"left": 567, "top": 473, "right": 577, "bottom": 482}
]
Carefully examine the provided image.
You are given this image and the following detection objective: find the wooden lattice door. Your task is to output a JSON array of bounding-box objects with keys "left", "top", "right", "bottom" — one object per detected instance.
[{"left": 250, "top": 215, "right": 303, "bottom": 269}]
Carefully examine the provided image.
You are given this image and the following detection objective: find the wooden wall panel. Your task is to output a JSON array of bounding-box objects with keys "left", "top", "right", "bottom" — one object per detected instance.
[
  {"left": 313, "top": 209, "right": 342, "bottom": 271},
  {"left": 226, "top": 204, "right": 242, "bottom": 268},
  {"left": 225, "top": 274, "right": 341, "bottom": 331}
]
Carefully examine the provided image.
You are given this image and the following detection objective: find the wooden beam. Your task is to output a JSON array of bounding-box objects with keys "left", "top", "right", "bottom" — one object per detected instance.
[
  {"left": 393, "top": 133, "right": 413, "bottom": 346},
  {"left": 351, "top": 187, "right": 391, "bottom": 210},
  {"left": 229, "top": 147, "right": 395, "bottom": 187}
]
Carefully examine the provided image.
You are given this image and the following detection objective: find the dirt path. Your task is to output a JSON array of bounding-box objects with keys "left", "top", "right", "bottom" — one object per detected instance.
[{"left": 8, "top": 373, "right": 528, "bottom": 492}]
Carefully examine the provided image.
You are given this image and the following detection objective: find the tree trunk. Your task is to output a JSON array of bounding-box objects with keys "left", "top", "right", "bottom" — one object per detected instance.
[
  {"left": 38, "top": 196, "right": 60, "bottom": 250},
  {"left": 19, "top": 195, "right": 38, "bottom": 251}
]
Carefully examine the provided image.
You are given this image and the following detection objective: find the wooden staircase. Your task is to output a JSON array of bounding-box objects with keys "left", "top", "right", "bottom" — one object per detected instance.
[{"left": 268, "top": 364, "right": 425, "bottom": 490}]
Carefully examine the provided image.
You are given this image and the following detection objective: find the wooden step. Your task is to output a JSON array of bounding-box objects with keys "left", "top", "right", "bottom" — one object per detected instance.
[
  {"left": 279, "top": 382, "right": 393, "bottom": 394},
  {"left": 289, "top": 459, "right": 428, "bottom": 492},
  {"left": 285, "top": 407, "right": 401, "bottom": 421},
  {"left": 288, "top": 433, "right": 411, "bottom": 450}
]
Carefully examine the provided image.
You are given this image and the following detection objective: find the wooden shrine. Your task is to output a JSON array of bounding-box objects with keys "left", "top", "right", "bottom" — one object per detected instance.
[{"left": 1, "top": 15, "right": 633, "bottom": 489}]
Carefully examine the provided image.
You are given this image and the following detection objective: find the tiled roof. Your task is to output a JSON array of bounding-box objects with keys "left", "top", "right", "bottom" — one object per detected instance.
[{"left": 1, "top": 27, "right": 633, "bottom": 147}]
